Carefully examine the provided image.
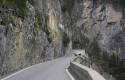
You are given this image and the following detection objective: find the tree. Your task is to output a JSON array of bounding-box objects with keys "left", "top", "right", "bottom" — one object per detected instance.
[{"left": 120, "top": 0, "right": 125, "bottom": 7}]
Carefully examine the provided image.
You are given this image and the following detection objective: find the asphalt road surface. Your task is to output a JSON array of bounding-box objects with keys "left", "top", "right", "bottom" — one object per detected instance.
[{"left": 3, "top": 57, "right": 72, "bottom": 80}]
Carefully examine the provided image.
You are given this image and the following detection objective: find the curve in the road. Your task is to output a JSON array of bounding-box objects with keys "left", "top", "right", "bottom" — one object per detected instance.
[{"left": 2, "top": 57, "right": 72, "bottom": 80}]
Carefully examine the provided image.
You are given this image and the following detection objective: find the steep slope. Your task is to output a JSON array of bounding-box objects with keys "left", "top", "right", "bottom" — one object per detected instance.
[
  {"left": 0, "top": 0, "right": 70, "bottom": 79},
  {"left": 61, "top": 0, "right": 124, "bottom": 57},
  {"left": 0, "top": 0, "right": 125, "bottom": 80},
  {"left": 60, "top": 0, "right": 125, "bottom": 80}
]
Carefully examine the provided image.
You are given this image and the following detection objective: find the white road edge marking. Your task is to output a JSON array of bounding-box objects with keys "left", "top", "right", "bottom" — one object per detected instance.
[
  {"left": 1, "top": 63, "right": 41, "bottom": 80},
  {"left": 66, "top": 68, "right": 75, "bottom": 80},
  {"left": 1, "top": 57, "right": 70, "bottom": 80}
]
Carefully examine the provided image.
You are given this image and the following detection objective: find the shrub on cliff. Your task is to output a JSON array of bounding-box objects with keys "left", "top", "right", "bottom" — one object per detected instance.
[
  {"left": 0, "top": 0, "right": 16, "bottom": 5},
  {"left": 16, "top": 0, "right": 27, "bottom": 18},
  {"left": 120, "top": 0, "right": 125, "bottom": 7},
  {"left": 0, "top": 0, "right": 27, "bottom": 18}
]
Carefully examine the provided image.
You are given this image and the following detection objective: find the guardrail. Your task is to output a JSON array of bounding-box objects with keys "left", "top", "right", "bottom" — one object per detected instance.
[{"left": 67, "top": 61, "right": 106, "bottom": 80}]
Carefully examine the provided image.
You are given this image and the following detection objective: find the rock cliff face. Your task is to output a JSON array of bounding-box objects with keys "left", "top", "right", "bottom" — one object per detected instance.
[
  {"left": 61, "top": 0, "right": 125, "bottom": 79},
  {"left": 0, "top": 0, "right": 125, "bottom": 79},
  {"left": 61, "top": 0, "right": 125, "bottom": 59},
  {"left": 0, "top": 0, "right": 69, "bottom": 78}
]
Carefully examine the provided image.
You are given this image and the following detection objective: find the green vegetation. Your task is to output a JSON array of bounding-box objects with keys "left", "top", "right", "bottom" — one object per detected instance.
[
  {"left": 91, "top": 52, "right": 125, "bottom": 80},
  {"left": 1, "top": 15, "right": 17, "bottom": 25},
  {"left": 120, "top": 0, "right": 125, "bottom": 7},
  {"left": 0, "top": 0, "right": 16, "bottom": 5},
  {"left": 35, "top": 15, "right": 41, "bottom": 32},
  {"left": 0, "top": 0, "right": 28, "bottom": 18},
  {"left": 94, "top": 58, "right": 109, "bottom": 70},
  {"left": 16, "top": 0, "right": 27, "bottom": 18}
]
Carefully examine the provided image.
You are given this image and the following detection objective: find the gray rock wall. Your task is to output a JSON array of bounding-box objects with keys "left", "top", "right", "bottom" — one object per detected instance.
[
  {"left": 61, "top": 0, "right": 125, "bottom": 59},
  {"left": 61, "top": 1, "right": 125, "bottom": 79},
  {"left": 0, "top": 0, "right": 69, "bottom": 79},
  {"left": 0, "top": 0, "right": 125, "bottom": 79}
]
